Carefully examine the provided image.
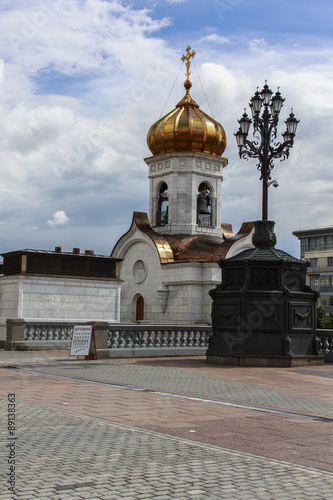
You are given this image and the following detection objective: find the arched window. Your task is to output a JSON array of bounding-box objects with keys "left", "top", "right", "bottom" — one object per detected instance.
[
  {"left": 136, "top": 296, "right": 144, "bottom": 321},
  {"left": 197, "top": 182, "right": 211, "bottom": 226},
  {"left": 157, "top": 183, "right": 168, "bottom": 226}
]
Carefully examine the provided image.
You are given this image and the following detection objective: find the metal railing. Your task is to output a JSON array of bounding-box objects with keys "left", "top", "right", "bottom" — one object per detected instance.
[{"left": 197, "top": 214, "right": 212, "bottom": 227}]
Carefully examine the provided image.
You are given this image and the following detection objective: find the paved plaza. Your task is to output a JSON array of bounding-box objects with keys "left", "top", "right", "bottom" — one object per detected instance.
[{"left": 1, "top": 350, "right": 333, "bottom": 499}]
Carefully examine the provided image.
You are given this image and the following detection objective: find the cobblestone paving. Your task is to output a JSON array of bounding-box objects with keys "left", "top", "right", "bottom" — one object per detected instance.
[
  {"left": 3, "top": 352, "right": 333, "bottom": 418},
  {"left": 1, "top": 399, "right": 333, "bottom": 500}
]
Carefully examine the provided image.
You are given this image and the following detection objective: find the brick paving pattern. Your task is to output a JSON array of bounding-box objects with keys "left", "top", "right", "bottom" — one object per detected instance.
[
  {"left": 5, "top": 354, "right": 333, "bottom": 417},
  {"left": 1, "top": 351, "right": 333, "bottom": 499},
  {"left": 1, "top": 400, "right": 333, "bottom": 500}
]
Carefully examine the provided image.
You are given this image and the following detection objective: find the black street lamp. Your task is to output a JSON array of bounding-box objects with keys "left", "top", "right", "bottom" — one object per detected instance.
[{"left": 235, "top": 82, "right": 299, "bottom": 221}]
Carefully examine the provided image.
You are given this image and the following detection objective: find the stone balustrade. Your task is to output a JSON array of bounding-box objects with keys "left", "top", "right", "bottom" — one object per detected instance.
[
  {"left": 3, "top": 320, "right": 332, "bottom": 362},
  {"left": 25, "top": 323, "right": 73, "bottom": 342},
  {"left": 318, "top": 330, "right": 333, "bottom": 362},
  {"left": 4, "top": 321, "right": 211, "bottom": 357},
  {"left": 107, "top": 325, "right": 211, "bottom": 356}
]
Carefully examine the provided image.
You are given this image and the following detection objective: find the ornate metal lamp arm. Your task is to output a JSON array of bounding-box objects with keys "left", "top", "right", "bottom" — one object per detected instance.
[
  {"left": 240, "top": 138, "right": 261, "bottom": 159},
  {"left": 269, "top": 138, "right": 293, "bottom": 160},
  {"left": 235, "top": 84, "right": 299, "bottom": 221}
]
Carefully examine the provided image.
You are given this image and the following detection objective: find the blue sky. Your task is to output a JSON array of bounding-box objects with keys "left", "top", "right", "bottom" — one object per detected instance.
[
  {"left": 131, "top": 0, "right": 333, "bottom": 43},
  {"left": 0, "top": 0, "right": 332, "bottom": 258}
]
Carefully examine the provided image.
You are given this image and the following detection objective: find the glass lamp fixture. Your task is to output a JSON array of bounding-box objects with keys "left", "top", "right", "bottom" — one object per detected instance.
[
  {"left": 235, "top": 128, "right": 245, "bottom": 147},
  {"left": 270, "top": 89, "right": 285, "bottom": 117},
  {"left": 282, "top": 130, "right": 293, "bottom": 142},
  {"left": 238, "top": 109, "right": 252, "bottom": 135},
  {"left": 250, "top": 89, "right": 263, "bottom": 117},
  {"left": 285, "top": 110, "right": 299, "bottom": 135},
  {"left": 261, "top": 81, "right": 273, "bottom": 105}
]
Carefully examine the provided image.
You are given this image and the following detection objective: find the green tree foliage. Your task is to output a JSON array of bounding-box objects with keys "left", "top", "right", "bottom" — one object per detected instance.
[{"left": 317, "top": 306, "right": 333, "bottom": 329}]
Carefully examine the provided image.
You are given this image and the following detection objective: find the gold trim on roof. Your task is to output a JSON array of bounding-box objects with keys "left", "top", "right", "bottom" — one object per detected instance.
[
  {"left": 129, "top": 213, "right": 254, "bottom": 264},
  {"left": 133, "top": 212, "right": 174, "bottom": 264}
]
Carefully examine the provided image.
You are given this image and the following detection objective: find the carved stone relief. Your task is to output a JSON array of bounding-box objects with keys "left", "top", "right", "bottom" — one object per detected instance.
[{"left": 133, "top": 260, "right": 148, "bottom": 284}]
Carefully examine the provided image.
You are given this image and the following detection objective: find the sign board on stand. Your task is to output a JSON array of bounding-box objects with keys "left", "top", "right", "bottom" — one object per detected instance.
[{"left": 69, "top": 325, "right": 97, "bottom": 360}]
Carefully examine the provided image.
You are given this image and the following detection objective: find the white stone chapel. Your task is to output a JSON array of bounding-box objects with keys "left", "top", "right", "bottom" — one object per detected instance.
[{"left": 111, "top": 47, "right": 254, "bottom": 324}]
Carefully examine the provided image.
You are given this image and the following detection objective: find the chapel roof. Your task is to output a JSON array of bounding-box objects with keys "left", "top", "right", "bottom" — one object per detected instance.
[{"left": 119, "top": 212, "right": 254, "bottom": 264}]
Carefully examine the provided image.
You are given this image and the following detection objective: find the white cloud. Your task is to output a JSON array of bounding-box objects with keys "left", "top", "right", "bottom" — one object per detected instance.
[
  {"left": 0, "top": 0, "right": 171, "bottom": 79},
  {"left": 197, "top": 34, "right": 229, "bottom": 45},
  {"left": 0, "top": 0, "right": 175, "bottom": 253},
  {"left": 47, "top": 210, "right": 70, "bottom": 227}
]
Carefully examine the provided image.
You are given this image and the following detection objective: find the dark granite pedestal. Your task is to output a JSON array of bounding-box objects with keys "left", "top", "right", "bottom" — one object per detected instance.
[{"left": 207, "top": 221, "right": 324, "bottom": 367}]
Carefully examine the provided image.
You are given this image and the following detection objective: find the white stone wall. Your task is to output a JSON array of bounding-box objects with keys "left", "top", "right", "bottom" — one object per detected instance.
[
  {"left": 0, "top": 278, "right": 21, "bottom": 320},
  {"left": 163, "top": 262, "right": 220, "bottom": 324},
  {"left": 118, "top": 233, "right": 220, "bottom": 324},
  {"left": 117, "top": 236, "right": 163, "bottom": 323},
  {"left": 0, "top": 275, "right": 121, "bottom": 340}
]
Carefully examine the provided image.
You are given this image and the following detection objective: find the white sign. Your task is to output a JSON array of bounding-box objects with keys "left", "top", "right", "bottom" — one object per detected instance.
[{"left": 70, "top": 325, "right": 94, "bottom": 356}]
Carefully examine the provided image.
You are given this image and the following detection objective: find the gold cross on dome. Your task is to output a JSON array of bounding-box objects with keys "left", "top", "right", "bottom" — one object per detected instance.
[{"left": 181, "top": 45, "right": 196, "bottom": 80}]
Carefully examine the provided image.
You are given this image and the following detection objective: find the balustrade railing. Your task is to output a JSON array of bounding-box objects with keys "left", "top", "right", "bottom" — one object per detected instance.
[
  {"left": 19, "top": 323, "right": 333, "bottom": 362},
  {"left": 108, "top": 325, "right": 211, "bottom": 349},
  {"left": 318, "top": 329, "right": 333, "bottom": 362},
  {"left": 24, "top": 323, "right": 73, "bottom": 341}
]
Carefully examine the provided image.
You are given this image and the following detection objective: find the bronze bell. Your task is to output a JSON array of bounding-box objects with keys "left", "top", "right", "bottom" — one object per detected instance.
[{"left": 197, "top": 196, "right": 210, "bottom": 214}]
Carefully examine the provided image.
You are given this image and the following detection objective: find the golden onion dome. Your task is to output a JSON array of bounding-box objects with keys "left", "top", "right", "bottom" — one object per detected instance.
[{"left": 147, "top": 79, "right": 227, "bottom": 157}]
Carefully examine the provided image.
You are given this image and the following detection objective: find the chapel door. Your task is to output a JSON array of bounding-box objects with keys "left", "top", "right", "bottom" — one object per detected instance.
[{"left": 136, "top": 296, "right": 144, "bottom": 321}]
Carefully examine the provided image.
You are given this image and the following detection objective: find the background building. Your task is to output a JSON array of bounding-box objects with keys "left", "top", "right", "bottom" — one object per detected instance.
[
  {"left": 293, "top": 226, "right": 333, "bottom": 313},
  {"left": 0, "top": 248, "right": 122, "bottom": 341}
]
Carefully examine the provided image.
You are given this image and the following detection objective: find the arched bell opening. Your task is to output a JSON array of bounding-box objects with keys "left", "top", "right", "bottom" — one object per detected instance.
[
  {"left": 197, "top": 182, "right": 212, "bottom": 226},
  {"left": 157, "top": 182, "right": 169, "bottom": 226}
]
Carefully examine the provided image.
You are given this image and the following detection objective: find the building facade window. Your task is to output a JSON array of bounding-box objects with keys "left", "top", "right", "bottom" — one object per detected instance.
[
  {"left": 320, "top": 275, "right": 333, "bottom": 286},
  {"left": 326, "top": 235, "right": 333, "bottom": 249},
  {"left": 328, "top": 257, "right": 333, "bottom": 267},
  {"left": 305, "top": 235, "right": 333, "bottom": 252},
  {"left": 321, "top": 296, "right": 329, "bottom": 306},
  {"left": 308, "top": 237, "right": 321, "bottom": 251},
  {"left": 310, "top": 277, "right": 319, "bottom": 289},
  {"left": 310, "top": 258, "right": 318, "bottom": 268},
  {"left": 321, "top": 296, "right": 333, "bottom": 306}
]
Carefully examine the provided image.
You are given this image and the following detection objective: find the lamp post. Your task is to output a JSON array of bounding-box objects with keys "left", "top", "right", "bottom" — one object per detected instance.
[
  {"left": 235, "top": 82, "right": 299, "bottom": 221},
  {"left": 207, "top": 84, "right": 321, "bottom": 367}
]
